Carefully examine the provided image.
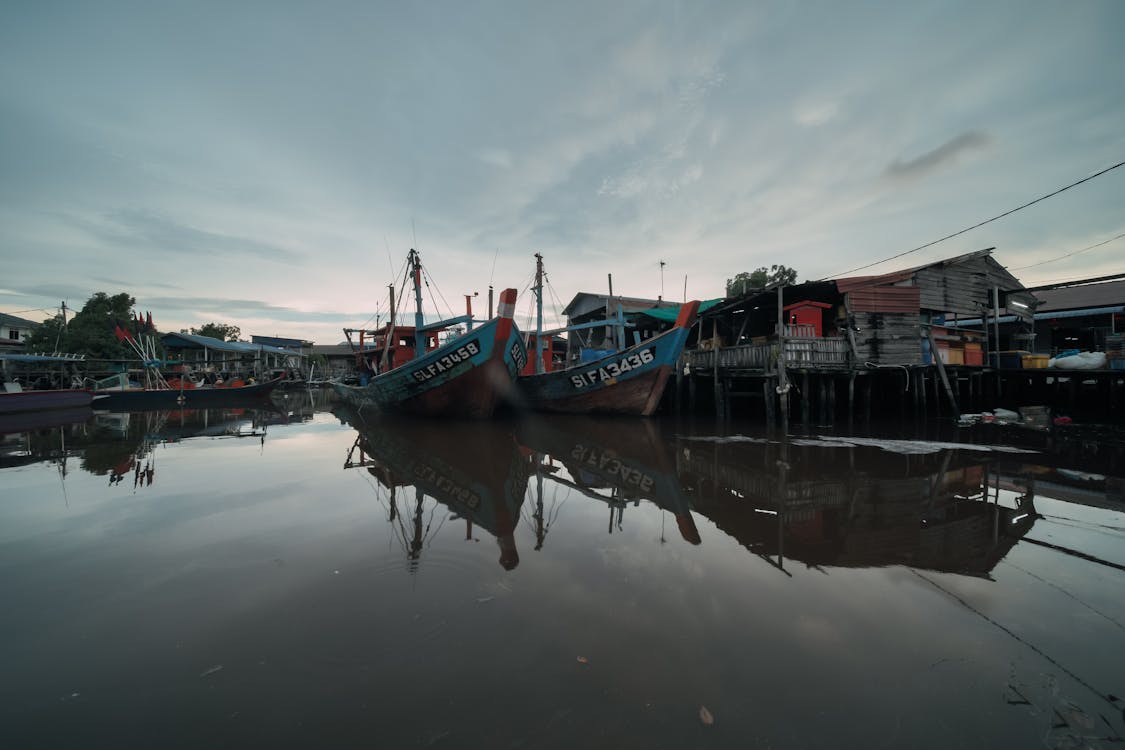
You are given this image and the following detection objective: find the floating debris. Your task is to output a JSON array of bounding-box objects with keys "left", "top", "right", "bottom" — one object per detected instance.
[
  {"left": 576, "top": 656, "right": 589, "bottom": 664},
  {"left": 699, "top": 705, "right": 714, "bottom": 725},
  {"left": 200, "top": 665, "right": 224, "bottom": 678}
]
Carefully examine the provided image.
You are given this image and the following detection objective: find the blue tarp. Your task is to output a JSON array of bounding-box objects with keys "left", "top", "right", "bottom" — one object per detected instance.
[{"left": 634, "top": 299, "right": 723, "bottom": 323}]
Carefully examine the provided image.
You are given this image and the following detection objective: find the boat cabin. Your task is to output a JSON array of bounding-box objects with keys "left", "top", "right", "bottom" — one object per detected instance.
[{"left": 347, "top": 323, "right": 446, "bottom": 378}]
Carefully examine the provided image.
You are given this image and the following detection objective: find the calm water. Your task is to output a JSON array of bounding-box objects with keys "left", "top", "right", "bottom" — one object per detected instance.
[{"left": 2, "top": 393, "right": 1124, "bottom": 749}]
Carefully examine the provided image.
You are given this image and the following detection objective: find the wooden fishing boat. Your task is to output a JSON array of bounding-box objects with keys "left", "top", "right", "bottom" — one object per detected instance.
[
  {"left": 333, "top": 249, "right": 526, "bottom": 419},
  {"left": 518, "top": 254, "right": 700, "bottom": 416}
]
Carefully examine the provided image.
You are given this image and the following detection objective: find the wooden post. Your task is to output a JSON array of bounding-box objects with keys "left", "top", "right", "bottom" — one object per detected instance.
[
  {"left": 927, "top": 327, "right": 960, "bottom": 418},
  {"left": 763, "top": 378, "right": 775, "bottom": 425},
  {"left": 818, "top": 376, "right": 827, "bottom": 424},
  {"left": 802, "top": 371, "right": 810, "bottom": 426},
  {"left": 848, "top": 371, "right": 856, "bottom": 428},
  {"left": 674, "top": 352, "right": 684, "bottom": 417},
  {"left": 776, "top": 286, "right": 789, "bottom": 423},
  {"left": 827, "top": 374, "right": 836, "bottom": 424}
]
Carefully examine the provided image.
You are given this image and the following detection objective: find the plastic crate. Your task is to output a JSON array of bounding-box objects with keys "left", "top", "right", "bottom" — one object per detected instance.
[{"left": 1022, "top": 354, "right": 1049, "bottom": 369}]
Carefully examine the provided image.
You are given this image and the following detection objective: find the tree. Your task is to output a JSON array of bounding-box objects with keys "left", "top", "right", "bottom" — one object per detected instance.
[
  {"left": 192, "top": 322, "right": 241, "bottom": 342},
  {"left": 24, "top": 292, "right": 139, "bottom": 359},
  {"left": 725, "top": 265, "right": 799, "bottom": 296}
]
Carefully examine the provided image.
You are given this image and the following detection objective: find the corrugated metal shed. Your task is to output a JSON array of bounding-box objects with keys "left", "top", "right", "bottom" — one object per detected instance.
[
  {"left": 833, "top": 248, "right": 1030, "bottom": 319},
  {"left": 561, "top": 292, "right": 680, "bottom": 321},
  {"left": 847, "top": 286, "right": 920, "bottom": 314},
  {"left": 1033, "top": 280, "right": 1125, "bottom": 313}
]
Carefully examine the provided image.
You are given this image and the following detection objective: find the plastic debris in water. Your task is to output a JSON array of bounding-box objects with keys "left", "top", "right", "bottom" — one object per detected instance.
[
  {"left": 200, "top": 665, "right": 224, "bottom": 678},
  {"left": 699, "top": 705, "right": 714, "bottom": 725},
  {"left": 576, "top": 656, "right": 589, "bottom": 664}
]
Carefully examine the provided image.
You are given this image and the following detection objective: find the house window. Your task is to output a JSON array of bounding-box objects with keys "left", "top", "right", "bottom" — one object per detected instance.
[{"left": 8, "top": 329, "right": 18, "bottom": 340}]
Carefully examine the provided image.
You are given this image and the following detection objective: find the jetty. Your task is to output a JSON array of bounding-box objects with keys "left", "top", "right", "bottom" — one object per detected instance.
[{"left": 675, "top": 249, "right": 1125, "bottom": 424}]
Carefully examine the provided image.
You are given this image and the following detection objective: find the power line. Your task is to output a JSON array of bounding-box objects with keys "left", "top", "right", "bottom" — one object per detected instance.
[
  {"left": 821, "top": 158, "right": 1125, "bottom": 279},
  {"left": 1009, "top": 230, "right": 1125, "bottom": 271}
]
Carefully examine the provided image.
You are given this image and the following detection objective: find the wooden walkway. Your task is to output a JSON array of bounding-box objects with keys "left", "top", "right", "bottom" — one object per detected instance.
[{"left": 677, "top": 341, "right": 1125, "bottom": 424}]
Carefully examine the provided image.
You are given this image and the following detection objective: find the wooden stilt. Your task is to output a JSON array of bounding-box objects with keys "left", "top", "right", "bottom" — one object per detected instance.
[{"left": 802, "top": 371, "right": 810, "bottom": 426}]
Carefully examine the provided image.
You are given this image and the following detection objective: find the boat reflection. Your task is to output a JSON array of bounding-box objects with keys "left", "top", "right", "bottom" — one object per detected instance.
[
  {"left": 0, "top": 407, "right": 278, "bottom": 485},
  {"left": 677, "top": 434, "right": 1040, "bottom": 577},
  {"left": 516, "top": 415, "right": 701, "bottom": 545},
  {"left": 339, "top": 408, "right": 529, "bottom": 570}
]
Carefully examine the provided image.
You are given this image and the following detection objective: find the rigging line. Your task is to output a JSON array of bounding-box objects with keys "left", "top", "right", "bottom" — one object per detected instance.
[
  {"left": 419, "top": 264, "right": 455, "bottom": 323},
  {"left": 820, "top": 158, "right": 1125, "bottom": 280},
  {"left": 489, "top": 247, "right": 500, "bottom": 286},
  {"left": 911, "top": 568, "right": 1122, "bottom": 714},
  {"left": 1009, "top": 231, "right": 1125, "bottom": 271},
  {"left": 999, "top": 558, "right": 1125, "bottom": 634}
]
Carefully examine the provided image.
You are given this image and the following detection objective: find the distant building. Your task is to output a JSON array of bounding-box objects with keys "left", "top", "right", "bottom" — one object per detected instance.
[
  {"left": 0, "top": 312, "right": 39, "bottom": 351},
  {"left": 559, "top": 292, "right": 681, "bottom": 361},
  {"left": 951, "top": 277, "right": 1125, "bottom": 354},
  {"left": 251, "top": 335, "right": 313, "bottom": 356}
]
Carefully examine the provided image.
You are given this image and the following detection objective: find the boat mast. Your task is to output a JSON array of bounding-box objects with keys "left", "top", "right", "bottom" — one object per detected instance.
[
  {"left": 410, "top": 249, "right": 425, "bottom": 359},
  {"left": 534, "top": 252, "right": 544, "bottom": 374}
]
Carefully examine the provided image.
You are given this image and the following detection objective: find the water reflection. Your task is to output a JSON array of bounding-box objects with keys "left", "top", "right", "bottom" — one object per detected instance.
[
  {"left": 339, "top": 407, "right": 529, "bottom": 569},
  {"left": 0, "top": 406, "right": 286, "bottom": 485},
  {"left": 331, "top": 413, "right": 1048, "bottom": 579},
  {"left": 517, "top": 415, "right": 701, "bottom": 545},
  {"left": 679, "top": 434, "right": 1038, "bottom": 576}
]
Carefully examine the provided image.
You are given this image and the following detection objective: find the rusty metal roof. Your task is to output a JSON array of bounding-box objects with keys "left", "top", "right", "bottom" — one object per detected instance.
[{"left": 847, "top": 285, "right": 920, "bottom": 314}]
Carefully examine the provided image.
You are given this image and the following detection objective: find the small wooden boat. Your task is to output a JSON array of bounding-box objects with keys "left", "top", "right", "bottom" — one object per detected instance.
[
  {"left": 518, "top": 254, "right": 701, "bottom": 416},
  {"left": 1, "top": 353, "right": 101, "bottom": 416},
  {"left": 0, "top": 386, "right": 99, "bottom": 415},
  {"left": 333, "top": 249, "right": 526, "bottom": 419},
  {"left": 93, "top": 375, "right": 284, "bottom": 410}
]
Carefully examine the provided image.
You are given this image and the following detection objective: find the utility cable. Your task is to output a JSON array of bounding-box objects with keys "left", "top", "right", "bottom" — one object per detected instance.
[
  {"left": 821, "top": 159, "right": 1125, "bottom": 279},
  {"left": 1009, "top": 231, "right": 1125, "bottom": 271}
]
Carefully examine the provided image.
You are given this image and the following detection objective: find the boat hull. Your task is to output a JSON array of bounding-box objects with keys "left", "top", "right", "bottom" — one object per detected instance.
[
  {"left": 94, "top": 377, "right": 283, "bottom": 410},
  {"left": 518, "top": 314, "right": 695, "bottom": 417},
  {"left": 333, "top": 316, "right": 526, "bottom": 419},
  {"left": 0, "top": 389, "right": 96, "bottom": 415}
]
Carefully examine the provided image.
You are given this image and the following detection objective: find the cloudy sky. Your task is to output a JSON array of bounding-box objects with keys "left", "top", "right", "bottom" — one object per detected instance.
[{"left": 2, "top": 0, "right": 1122, "bottom": 343}]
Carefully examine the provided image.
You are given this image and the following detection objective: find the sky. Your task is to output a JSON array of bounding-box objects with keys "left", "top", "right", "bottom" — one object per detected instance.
[{"left": 1, "top": 0, "right": 1123, "bottom": 344}]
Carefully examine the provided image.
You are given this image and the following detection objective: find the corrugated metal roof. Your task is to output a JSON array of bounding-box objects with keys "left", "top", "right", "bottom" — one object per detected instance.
[
  {"left": 0, "top": 312, "right": 40, "bottom": 328},
  {"left": 561, "top": 292, "right": 679, "bottom": 319},
  {"left": 832, "top": 248, "right": 1021, "bottom": 293},
  {"left": 635, "top": 299, "right": 723, "bottom": 323},
  {"left": 950, "top": 306, "right": 1125, "bottom": 327},
  {"left": 1033, "top": 280, "right": 1125, "bottom": 313},
  {"left": 161, "top": 332, "right": 304, "bottom": 356},
  {"left": 847, "top": 286, "right": 920, "bottom": 314}
]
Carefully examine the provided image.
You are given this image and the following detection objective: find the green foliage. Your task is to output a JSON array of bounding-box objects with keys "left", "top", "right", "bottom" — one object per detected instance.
[
  {"left": 24, "top": 292, "right": 139, "bottom": 359},
  {"left": 725, "top": 265, "right": 799, "bottom": 296},
  {"left": 192, "top": 322, "right": 241, "bottom": 342}
]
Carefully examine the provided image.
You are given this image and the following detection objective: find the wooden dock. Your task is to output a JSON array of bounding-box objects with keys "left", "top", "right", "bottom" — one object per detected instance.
[{"left": 676, "top": 339, "right": 1125, "bottom": 424}]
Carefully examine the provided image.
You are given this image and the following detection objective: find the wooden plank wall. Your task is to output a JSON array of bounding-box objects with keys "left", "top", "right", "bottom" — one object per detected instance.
[{"left": 854, "top": 312, "right": 922, "bottom": 365}]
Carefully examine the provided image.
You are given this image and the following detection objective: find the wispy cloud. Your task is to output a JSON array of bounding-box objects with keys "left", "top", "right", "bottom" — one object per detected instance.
[
  {"left": 75, "top": 209, "right": 303, "bottom": 263},
  {"left": 884, "top": 131, "right": 992, "bottom": 181}
]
